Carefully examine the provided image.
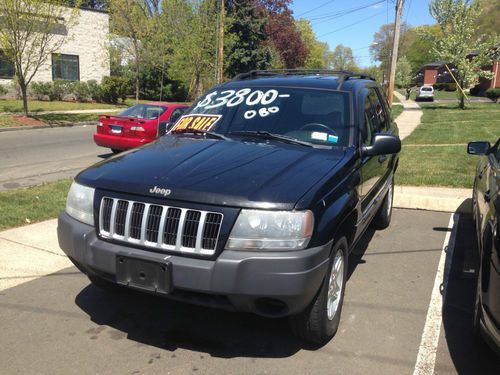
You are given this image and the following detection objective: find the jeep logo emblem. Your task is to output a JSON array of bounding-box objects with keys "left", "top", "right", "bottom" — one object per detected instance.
[{"left": 149, "top": 186, "right": 171, "bottom": 197}]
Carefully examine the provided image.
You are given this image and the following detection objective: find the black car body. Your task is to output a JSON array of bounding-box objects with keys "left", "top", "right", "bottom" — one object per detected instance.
[
  {"left": 468, "top": 138, "right": 500, "bottom": 355},
  {"left": 58, "top": 70, "right": 401, "bottom": 344}
]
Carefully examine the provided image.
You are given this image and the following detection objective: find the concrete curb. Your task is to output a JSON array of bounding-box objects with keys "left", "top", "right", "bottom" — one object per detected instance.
[
  {"left": 393, "top": 185, "right": 472, "bottom": 214},
  {"left": 0, "top": 121, "right": 97, "bottom": 132}
]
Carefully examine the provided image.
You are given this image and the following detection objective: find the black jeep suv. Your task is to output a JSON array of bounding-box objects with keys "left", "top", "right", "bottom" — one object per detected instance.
[{"left": 58, "top": 70, "right": 401, "bottom": 345}]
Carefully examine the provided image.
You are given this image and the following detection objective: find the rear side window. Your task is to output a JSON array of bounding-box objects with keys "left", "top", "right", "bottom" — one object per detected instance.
[
  {"left": 367, "top": 88, "right": 389, "bottom": 132},
  {"left": 119, "top": 104, "right": 167, "bottom": 120}
]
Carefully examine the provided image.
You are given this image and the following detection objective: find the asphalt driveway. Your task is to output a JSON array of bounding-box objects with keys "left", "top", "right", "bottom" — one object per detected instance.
[{"left": 0, "top": 209, "right": 498, "bottom": 374}]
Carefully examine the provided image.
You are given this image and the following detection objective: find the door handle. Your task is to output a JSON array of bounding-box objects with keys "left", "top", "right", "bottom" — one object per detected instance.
[
  {"left": 378, "top": 155, "right": 387, "bottom": 163},
  {"left": 484, "top": 190, "right": 491, "bottom": 202}
]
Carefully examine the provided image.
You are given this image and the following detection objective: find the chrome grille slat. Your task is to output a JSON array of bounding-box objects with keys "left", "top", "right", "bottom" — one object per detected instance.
[{"left": 98, "top": 197, "right": 223, "bottom": 256}]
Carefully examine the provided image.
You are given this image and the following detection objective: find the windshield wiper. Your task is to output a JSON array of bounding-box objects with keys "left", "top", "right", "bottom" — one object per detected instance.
[
  {"left": 228, "top": 131, "right": 313, "bottom": 147},
  {"left": 171, "top": 129, "right": 230, "bottom": 141}
]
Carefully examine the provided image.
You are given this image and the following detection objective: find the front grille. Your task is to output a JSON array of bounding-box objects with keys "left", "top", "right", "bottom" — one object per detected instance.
[{"left": 98, "top": 197, "right": 223, "bottom": 256}]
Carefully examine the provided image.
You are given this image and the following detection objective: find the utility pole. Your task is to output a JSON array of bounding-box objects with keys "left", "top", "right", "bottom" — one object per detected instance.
[
  {"left": 387, "top": 0, "right": 403, "bottom": 105},
  {"left": 217, "top": 0, "right": 225, "bottom": 84}
]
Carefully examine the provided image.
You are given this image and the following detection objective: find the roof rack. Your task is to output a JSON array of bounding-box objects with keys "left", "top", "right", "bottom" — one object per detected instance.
[{"left": 232, "top": 69, "right": 376, "bottom": 88}]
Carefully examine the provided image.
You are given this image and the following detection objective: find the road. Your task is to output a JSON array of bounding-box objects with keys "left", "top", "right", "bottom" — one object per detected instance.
[
  {"left": 0, "top": 126, "right": 106, "bottom": 191},
  {"left": 0, "top": 209, "right": 498, "bottom": 374}
]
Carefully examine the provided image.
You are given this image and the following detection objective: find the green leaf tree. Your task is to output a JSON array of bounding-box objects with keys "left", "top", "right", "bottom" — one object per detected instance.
[
  {"left": 0, "top": 0, "right": 80, "bottom": 115},
  {"left": 296, "top": 18, "right": 330, "bottom": 69},
  {"left": 395, "top": 55, "right": 412, "bottom": 88},
  {"left": 224, "top": 0, "right": 272, "bottom": 78},
  {"left": 329, "top": 44, "right": 358, "bottom": 71},
  {"left": 429, "top": 0, "right": 499, "bottom": 108},
  {"left": 163, "top": 0, "right": 219, "bottom": 99}
]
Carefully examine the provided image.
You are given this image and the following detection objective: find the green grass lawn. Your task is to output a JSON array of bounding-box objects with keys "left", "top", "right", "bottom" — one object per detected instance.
[
  {"left": 0, "top": 179, "right": 72, "bottom": 230},
  {"left": 398, "top": 102, "right": 500, "bottom": 188},
  {"left": 391, "top": 105, "right": 404, "bottom": 119},
  {"left": 0, "top": 98, "right": 147, "bottom": 113}
]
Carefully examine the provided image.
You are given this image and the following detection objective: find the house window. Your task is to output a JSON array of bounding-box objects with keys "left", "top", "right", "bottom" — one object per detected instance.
[
  {"left": 52, "top": 54, "right": 79, "bottom": 81},
  {"left": 0, "top": 51, "right": 15, "bottom": 79}
]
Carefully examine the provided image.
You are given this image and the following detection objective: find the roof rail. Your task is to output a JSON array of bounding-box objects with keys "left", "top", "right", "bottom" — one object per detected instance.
[{"left": 232, "top": 69, "right": 376, "bottom": 87}]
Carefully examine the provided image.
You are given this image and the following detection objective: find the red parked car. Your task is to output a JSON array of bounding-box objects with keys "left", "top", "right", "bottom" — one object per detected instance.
[{"left": 94, "top": 102, "right": 189, "bottom": 153}]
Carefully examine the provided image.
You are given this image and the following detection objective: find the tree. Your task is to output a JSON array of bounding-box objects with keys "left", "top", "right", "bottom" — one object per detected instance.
[
  {"left": 474, "top": 0, "right": 500, "bottom": 40},
  {"left": 395, "top": 55, "right": 412, "bottom": 88},
  {"left": 296, "top": 18, "right": 329, "bottom": 69},
  {"left": 429, "top": 0, "right": 499, "bottom": 108},
  {"left": 0, "top": 0, "right": 80, "bottom": 115},
  {"left": 224, "top": 0, "right": 272, "bottom": 78},
  {"left": 257, "top": 0, "right": 308, "bottom": 68},
  {"left": 370, "top": 22, "right": 412, "bottom": 75},
  {"left": 110, "top": 0, "right": 154, "bottom": 101},
  {"left": 164, "top": 0, "right": 219, "bottom": 99},
  {"left": 329, "top": 44, "right": 358, "bottom": 71},
  {"left": 404, "top": 25, "right": 440, "bottom": 72}
]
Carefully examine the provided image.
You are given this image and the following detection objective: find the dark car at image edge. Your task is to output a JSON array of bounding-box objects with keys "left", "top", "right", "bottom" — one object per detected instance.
[
  {"left": 58, "top": 70, "right": 401, "bottom": 345},
  {"left": 468, "top": 138, "right": 500, "bottom": 356}
]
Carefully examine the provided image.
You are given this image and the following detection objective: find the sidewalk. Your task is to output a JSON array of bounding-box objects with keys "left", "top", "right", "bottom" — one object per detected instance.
[
  {"left": 391, "top": 91, "right": 471, "bottom": 213},
  {"left": 393, "top": 91, "right": 422, "bottom": 140},
  {"left": 0, "top": 219, "right": 71, "bottom": 292}
]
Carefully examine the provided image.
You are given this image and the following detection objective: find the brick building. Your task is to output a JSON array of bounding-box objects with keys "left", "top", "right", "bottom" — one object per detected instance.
[{"left": 0, "top": 7, "right": 110, "bottom": 87}]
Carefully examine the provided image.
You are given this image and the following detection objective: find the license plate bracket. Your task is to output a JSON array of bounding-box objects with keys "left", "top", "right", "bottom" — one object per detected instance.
[
  {"left": 116, "top": 253, "right": 172, "bottom": 295},
  {"left": 110, "top": 125, "right": 122, "bottom": 134}
]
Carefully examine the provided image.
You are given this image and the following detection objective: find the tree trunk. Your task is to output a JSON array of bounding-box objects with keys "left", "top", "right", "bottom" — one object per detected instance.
[
  {"left": 135, "top": 63, "right": 140, "bottom": 103},
  {"left": 459, "top": 79, "right": 465, "bottom": 110},
  {"left": 20, "top": 82, "right": 29, "bottom": 116}
]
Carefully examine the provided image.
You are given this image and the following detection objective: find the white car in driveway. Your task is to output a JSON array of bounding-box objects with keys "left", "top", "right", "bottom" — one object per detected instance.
[{"left": 416, "top": 85, "right": 434, "bottom": 101}]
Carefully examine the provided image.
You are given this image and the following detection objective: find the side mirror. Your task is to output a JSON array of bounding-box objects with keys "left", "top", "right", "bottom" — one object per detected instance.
[
  {"left": 467, "top": 141, "right": 490, "bottom": 155},
  {"left": 362, "top": 134, "right": 401, "bottom": 156},
  {"left": 157, "top": 121, "right": 169, "bottom": 137}
]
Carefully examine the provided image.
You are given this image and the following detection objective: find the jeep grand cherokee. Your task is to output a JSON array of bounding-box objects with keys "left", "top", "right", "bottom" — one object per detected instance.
[{"left": 58, "top": 70, "right": 401, "bottom": 344}]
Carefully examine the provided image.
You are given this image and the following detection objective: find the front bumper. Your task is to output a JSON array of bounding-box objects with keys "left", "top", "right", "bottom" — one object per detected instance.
[
  {"left": 58, "top": 212, "right": 331, "bottom": 317},
  {"left": 93, "top": 133, "right": 151, "bottom": 151}
]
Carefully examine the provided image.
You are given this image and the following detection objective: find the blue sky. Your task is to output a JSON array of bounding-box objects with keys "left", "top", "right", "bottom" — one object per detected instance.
[{"left": 289, "top": 0, "right": 437, "bottom": 67}]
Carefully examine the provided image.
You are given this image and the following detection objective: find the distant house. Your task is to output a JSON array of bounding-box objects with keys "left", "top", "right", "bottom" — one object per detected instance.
[
  {"left": 467, "top": 49, "right": 500, "bottom": 91},
  {"left": 413, "top": 61, "right": 458, "bottom": 89},
  {"left": 0, "top": 7, "right": 110, "bottom": 87}
]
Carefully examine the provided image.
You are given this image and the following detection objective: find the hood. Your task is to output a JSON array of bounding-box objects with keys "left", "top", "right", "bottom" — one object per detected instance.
[{"left": 77, "top": 136, "right": 345, "bottom": 209}]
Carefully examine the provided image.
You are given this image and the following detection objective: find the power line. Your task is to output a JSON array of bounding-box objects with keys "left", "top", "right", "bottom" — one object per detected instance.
[
  {"left": 309, "top": 0, "right": 385, "bottom": 24},
  {"left": 297, "top": 0, "right": 336, "bottom": 18},
  {"left": 319, "top": 10, "right": 386, "bottom": 37}
]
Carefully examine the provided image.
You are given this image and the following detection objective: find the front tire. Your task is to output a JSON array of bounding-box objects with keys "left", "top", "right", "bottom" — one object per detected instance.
[
  {"left": 290, "top": 237, "right": 348, "bottom": 345},
  {"left": 372, "top": 179, "right": 394, "bottom": 229},
  {"left": 111, "top": 148, "right": 121, "bottom": 154}
]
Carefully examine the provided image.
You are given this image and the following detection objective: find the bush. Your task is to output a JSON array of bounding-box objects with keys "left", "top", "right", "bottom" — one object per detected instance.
[
  {"left": 99, "top": 76, "right": 129, "bottom": 104},
  {"left": 86, "top": 80, "right": 101, "bottom": 102},
  {"left": 49, "top": 80, "right": 73, "bottom": 101},
  {"left": 30, "top": 82, "right": 52, "bottom": 100},
  {"left": 485, "top": 88, "right": 500, "bottom": 103},
  {"left": 72, "top": 81, "right": 91, "bottom": 102},
  {"left": 0, "top": 84, "right": 7, "bottom": 96}
]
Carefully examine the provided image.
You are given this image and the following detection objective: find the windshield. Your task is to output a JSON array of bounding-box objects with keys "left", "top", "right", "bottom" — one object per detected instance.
[
  {"left": 119, "top": 104, "right": 167, "bottom": 119},
  {"left": 421, "top": 87, "right": 433, "bottom": 92},
  {"left": 173, "top": 87, "right": 351, "bottom": 147}
]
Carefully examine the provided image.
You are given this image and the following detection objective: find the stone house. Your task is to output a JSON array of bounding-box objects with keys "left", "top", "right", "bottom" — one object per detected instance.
[{"left": 0, "top": 6, "right": 110, "bottom": 88}]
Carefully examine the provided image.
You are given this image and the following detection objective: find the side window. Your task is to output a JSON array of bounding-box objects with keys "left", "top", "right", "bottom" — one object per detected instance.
[
  {"left": 169, "top": 107, "right": 186, "bottom": 123},
  {"left": 368, "top": 88, "right": 389, "bottom": 131},
  {"left": 362, "top": 96, "right": 376, "bottom": 145}
]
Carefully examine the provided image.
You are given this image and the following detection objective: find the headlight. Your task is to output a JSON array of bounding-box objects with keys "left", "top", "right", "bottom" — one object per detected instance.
[
  {"left": 65, "top": 182, "right": 95, "bottom": 225},
  {"left": 226, "top": 209, "right": 314, "bottom": 251}
]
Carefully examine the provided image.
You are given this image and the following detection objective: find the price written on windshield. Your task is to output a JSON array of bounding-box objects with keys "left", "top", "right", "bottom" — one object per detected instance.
[{"left": 194, "top": 88, "right": 290, "bottom": 119}]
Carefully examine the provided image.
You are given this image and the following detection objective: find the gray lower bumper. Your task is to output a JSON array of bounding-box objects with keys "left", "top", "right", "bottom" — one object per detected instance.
[{"left": 58, "top": 212, "right": 332, "bottom": 317}]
